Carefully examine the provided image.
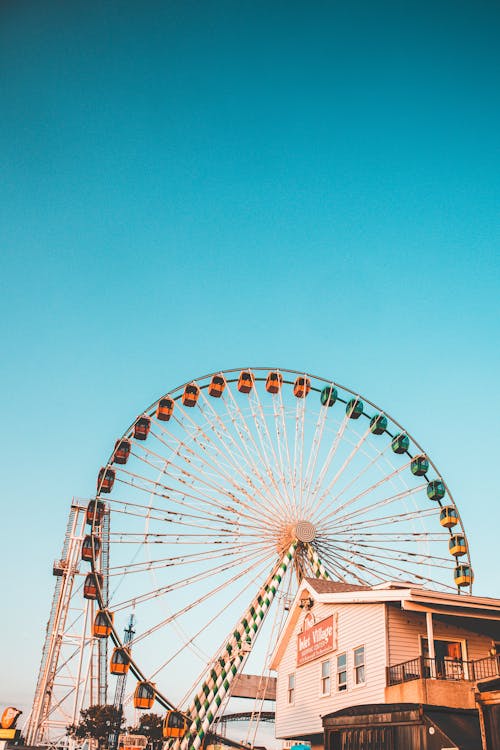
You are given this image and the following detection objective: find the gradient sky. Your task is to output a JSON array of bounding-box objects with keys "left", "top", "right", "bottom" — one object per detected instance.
[{"left": 1, "top": 0, "right": 499, "bottom": 719}]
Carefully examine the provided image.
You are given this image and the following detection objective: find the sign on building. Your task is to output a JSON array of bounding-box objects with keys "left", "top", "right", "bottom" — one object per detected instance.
[{"left": 297, "top": 614, "right": 336, "bottom": 666}]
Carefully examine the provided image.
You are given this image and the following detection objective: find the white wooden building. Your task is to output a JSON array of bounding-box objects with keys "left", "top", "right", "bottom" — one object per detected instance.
[{"left": 269, "top": 578, "right": 500, "bottom": 749}]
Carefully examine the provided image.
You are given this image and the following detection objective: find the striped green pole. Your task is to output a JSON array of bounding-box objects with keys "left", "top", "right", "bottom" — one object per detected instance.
[
  {"left": 306, "top": 543, "right": 331, "bottom": 580},
  {"left": 176, "top": 541, "right": 297, "bottom": 750}
]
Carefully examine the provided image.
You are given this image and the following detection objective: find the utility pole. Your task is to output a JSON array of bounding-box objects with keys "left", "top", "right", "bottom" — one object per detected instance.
[{"left": 109, "top": 614, "right": 135, "bottom": 750}]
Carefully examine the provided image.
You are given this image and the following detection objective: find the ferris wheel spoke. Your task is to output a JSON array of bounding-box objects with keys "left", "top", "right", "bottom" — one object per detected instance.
[
  {"left": 292, "top": 395, "right": 307, "bottom": 519},
  {"left": 221, "top": 382, "right": 290, "bottom": 510},
  {"left": 313, "top": 544, "right": 373, "bottom": 585},
  {"left": 315, "top": 471, "right": 425, "bottom": 528},
  {"left": 109, "top": 543, "right": 275, "bottom": 612},
  {"left": 330, "top": 505, "right": 439, "bottom": 533},
  {"left": 198, "top": 388, "right": 278, "bottom": 494},
  {"left": 307, "top": 421, "right": 378, "bottom": 521},
  {"left": 304, "top": 408, "right": 354, "bottom": 519},
  {"left": 273, "top": 386, "right": 297, "bottom": 509},
  {"left": 130, "top": 435, "right": 282, "bottom": 532},
  {"left": 248, "top": 383, "right": 295, "bottom": 519},
  {"left": 106, "top": 541, "right": 275, "bottom": 577},
  {"left": 144, "top": 552, "right": 278, "bottom": 682},
  {"left": 113, "top": 469, "right": 281, "bottom": 534},
  {"left": 332, "top": 539, "right": 453, "bottom": 567},
  {"left": 108, "top": 488, "right": 269, "bottom": 535},
  {"left": 149, "top": 418, "right": 282, "bottom": 525},
  {"left": 173, "top": 397, "right": 282, "bottom": 515},
  {"left": 329, "top": 435, "right": 402, "bottom": 508},
  {"left": 128, "top": 548, "right": 277, "bottom": 653},
  {"left": 336, "top": 545, "right": 456, "bottom": 589},
  {"left": 301, "top": 398, "right": 329, "bottom": 501},
  {"left": 196, "top": 391, "right": 283, "bottom": 516}
]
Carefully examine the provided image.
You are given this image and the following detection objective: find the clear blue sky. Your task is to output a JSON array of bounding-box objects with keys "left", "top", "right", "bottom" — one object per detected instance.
[{"left": 1, "top": 0, "right": 499, "bottom": 715}]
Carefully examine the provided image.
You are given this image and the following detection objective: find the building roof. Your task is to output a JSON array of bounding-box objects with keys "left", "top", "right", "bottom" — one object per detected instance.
[
  {"left": 303, "top": 578, "right": 371, "bottom": 594},
  {"left": 270, "top": 577, "right": 500, "bottom": 670}
]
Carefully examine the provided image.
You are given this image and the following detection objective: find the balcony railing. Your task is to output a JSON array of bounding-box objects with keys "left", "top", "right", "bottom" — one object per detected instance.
[{"left": 387, "top": 654, "right": 500, "bottom": 686}]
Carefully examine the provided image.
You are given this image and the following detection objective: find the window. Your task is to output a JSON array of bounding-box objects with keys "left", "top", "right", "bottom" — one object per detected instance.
[
  {"left": 337, "top": 653, "right": 347, "bottom": 691},
  {"left": 321, "top": 660, "right": 331, "bottom": 695},
  {"left": 287, "top": 673, "right": 295, "bottom": 704},
  {"left": 354, "top": 646, "right": 365, "bottom": 684}
]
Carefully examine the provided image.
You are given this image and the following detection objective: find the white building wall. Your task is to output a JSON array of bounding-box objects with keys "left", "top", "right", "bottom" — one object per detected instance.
[
  {"left": 386, "top": 604, "right": 494, "bottom": 666},
  {"left": 275, "top": 601, "right": 387, "bottom": 739}
]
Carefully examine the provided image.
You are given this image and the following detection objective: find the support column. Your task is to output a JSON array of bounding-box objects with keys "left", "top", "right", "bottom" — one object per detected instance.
[
  {"left": 177, "top": 541, "right": 297, "bottom": 750},
  {"left": 426, "top": 611, "right": 436, "bottom": 678}
]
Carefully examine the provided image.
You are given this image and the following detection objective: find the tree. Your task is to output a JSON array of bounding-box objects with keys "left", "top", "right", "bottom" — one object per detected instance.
[
  {"left": 67, "top": 704, "right": 125, "bottom": 749},
  {"left": 128, "top": 713, "right": 163, "bottom": 750}
]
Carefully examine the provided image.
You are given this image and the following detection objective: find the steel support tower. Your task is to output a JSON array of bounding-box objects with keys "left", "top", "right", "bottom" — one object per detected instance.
[{"left": 25, "top": 499, "right": 110, "bottom": 749}]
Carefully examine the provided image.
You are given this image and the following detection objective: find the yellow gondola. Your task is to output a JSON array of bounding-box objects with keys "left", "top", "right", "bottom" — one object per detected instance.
[
  {"left": 454, "top": 565, "right": 473, "bottom": 588},
  {"left": 162, "top": 711, "right": 188, "bottom": 739},
  {"left": 93, "top": 609, "right": 114, "bottom": 638},
  {"left": 449, "top": 535, "right": 467, "bottom": 557},
  {"left": 439, "top": 506, "right": 458, "bottom": 528},
  {"left": 133, "top": 681, "right": 156, "bottom": 710}
]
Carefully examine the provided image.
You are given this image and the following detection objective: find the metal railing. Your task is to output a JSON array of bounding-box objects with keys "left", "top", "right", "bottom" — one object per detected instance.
[{"left": 387, "top": 654, "right": 500, "bottom": 686}]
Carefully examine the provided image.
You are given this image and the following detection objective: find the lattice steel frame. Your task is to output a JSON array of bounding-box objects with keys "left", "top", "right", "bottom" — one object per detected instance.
[{"left": 25, "top": 499, "right": 109, "bottom": 748}]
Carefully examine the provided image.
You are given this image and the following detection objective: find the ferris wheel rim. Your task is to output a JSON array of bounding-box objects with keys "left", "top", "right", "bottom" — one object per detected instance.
[{"left": 87, "top": 366, "right": 472, "bottom": 722}]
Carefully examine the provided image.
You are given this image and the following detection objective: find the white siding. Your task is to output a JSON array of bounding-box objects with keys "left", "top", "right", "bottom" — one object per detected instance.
[
  {"left": 386, "top": 603, "right": 494, "bottom": 665},
  {"left": 275, "top": 601, "right": 387, "bottom": 738}
]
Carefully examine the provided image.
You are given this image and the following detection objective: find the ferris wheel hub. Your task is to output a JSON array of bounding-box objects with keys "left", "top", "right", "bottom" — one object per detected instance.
[{"left": 294, "top": 520, "right": 317, "bottom": 543}]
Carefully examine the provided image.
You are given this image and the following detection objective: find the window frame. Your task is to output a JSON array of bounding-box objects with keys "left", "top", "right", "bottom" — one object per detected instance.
[
  {"left": 287, "top": 672, "right": 295, "bottom": 705},
  {"left": 353, "top": 645, "right": 366, "bottom": 686},
  {"left": 320, "top": 659, "right": 331, "bottom": 696},
  {"left": 336, "top": 652, "right": 347, "bottom": 691}
]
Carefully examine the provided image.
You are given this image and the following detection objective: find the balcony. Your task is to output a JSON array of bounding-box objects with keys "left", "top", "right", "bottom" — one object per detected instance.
[{"left": 385, "top": 655, "right": 500, "bottom": 709}]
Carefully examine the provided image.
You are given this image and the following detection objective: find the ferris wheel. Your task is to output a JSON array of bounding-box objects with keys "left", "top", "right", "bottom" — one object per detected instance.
[{"left": 83, "top": 367, "right": 472, "bottom": 749}]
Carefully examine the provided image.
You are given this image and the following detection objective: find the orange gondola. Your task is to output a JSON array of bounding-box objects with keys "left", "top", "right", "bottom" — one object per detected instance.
[
  {"left": 133, "top": 681, "right": 156, "bottom": 710},
  {"left": 182, "top": 383, "right": 200, "bottom": 407},
  {"left": 82, "top": 535, "right": 101, "bottom": 562},
  {"left": 86, "top": 500, "right": 105, "bottom": 526},
  {"left": 113, "top": 439, "right": 131, "bottom": 465},
  {"left": 208, "top": 374, "right": 226, "bottom": 398},
  {"left": 293, "top": 376, "right": 311, "bottom": 398},
  {"left": 110, "top": 647, "right": 131, "bottom": 675},
  {"left": 93, "top": 609, "right": 114, "bottom": 638},
  {"left": 134, "top": 415, "right": 151, "bottom": 441},
  {"left": 97, "top": 467, "right": 115, "bottom": 493},
  {"left": 156, "top": 397, "right": 175, "bottom": 422},
  {"left": 265, "top": 371, "right": 283, "bottom": 394},
  {"left": 162, "top": 711, "right": 188, "bottom": 739},
  {"left": 83, "top": 572, "right": 103, "bottom": 600},
  {"left": 237, "top": 370, "right": 254, "bottom": 393}
]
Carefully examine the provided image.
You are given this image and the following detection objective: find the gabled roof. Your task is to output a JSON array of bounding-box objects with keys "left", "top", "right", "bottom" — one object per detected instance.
[
  {"left": 303, "top": 579, "right": 371, "bottom": 594},
  {"left": 269, "top": 577, "right": 500, "bottom": 670}
]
